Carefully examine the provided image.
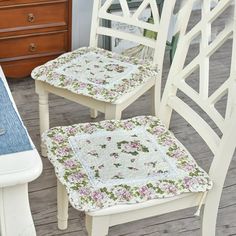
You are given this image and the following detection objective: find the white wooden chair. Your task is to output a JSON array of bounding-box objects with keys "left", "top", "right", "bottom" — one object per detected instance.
[
  {"left": 42, "top": 0, "right": 236, "bottom": 235},
  {"left": 32, "top": 0, "right": 176, "bottom": 157}
]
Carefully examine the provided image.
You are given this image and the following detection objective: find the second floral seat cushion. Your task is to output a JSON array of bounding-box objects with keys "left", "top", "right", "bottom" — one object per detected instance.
[
  {"left": 31, "top": 47, "right": 158, "bottom": 103},
  {"left": 43, "top": 116, "right": 213, "bottom": 212}
]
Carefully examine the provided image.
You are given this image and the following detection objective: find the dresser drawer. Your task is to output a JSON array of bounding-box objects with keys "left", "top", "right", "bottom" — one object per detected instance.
[
  {"left": 0, "top": 0, "right": 53, "bottom": 6},
  {"left": 1, "top": 54, "right": 61, "bottom": 78},
  {"left": 0, "top": 31, "right": 68, "bottom": 59},
  {"left": 0, "top": 1, "right": 68, "bottom": 32}
]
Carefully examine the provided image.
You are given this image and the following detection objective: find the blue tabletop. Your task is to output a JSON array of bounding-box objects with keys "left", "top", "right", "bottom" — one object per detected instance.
[{"left": 0, "top": 77, "right": 33, "bottom": 155}]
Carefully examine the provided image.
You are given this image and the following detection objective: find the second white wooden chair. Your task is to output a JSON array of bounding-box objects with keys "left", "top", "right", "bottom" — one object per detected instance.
[{"left": 32, "top": 0, "right": 177, "bottom": 156}]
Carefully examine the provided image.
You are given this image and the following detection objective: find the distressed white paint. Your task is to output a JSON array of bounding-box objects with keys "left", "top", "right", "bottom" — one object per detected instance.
[{"left": 0, "top": 67, "right": 42, "bottom": 236}]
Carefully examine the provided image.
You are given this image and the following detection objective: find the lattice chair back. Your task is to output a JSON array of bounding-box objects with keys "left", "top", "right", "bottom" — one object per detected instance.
[
  {"left": 89, "top": 0, "right": 176, "bottom": 69},
  {"left": 160, "top": 0, "right": 236, "bottom": 227}
]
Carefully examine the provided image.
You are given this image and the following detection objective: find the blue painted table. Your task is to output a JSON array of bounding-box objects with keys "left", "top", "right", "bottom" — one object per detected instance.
[{"left": 0, "top": 67, "right": 42, "bottom": 236}]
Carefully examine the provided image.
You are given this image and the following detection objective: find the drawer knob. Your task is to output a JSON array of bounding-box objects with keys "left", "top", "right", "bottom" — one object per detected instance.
[
  {"left": 28, "top": 13, "right": 35, "bottom": 23},
  {"left": 29, "top": 43, "right": 37, "bottom": 52}
]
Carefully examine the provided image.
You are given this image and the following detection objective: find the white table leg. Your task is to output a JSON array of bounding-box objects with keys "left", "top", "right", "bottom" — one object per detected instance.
[{"left": 0, "top": 184, "right": 36, "bottom": 236}]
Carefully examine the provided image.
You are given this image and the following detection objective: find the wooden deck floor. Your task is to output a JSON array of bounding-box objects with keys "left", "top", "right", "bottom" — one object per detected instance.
[{"left": 7, "top": 13, "right": 236, "bottom": 236}]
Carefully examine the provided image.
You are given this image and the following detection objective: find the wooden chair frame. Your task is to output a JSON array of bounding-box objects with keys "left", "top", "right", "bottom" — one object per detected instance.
[
  {"left": 159, "top": 0, "right": 236, "bottom": 234},
  {"left": 56, "top": 0, "right": 236, "bottom": 235},
  {"left": 35, "top": 0, "right": 176, "bottom": 156}
]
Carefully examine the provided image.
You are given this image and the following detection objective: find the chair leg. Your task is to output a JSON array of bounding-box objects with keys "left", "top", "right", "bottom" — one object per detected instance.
[
  {"left": 38, "top": 89, "right": 49, "bottom": 157},
  {"left": 85, "top": 214, "right": 110, "bottom": 236},
  {"left": 105, "top": 104, "right": 122, "bottom": 120},
  {"left": 90, "top": 109, "right": 98, "bottom": 119},
  {"left": 57, "top": 180, "right": 69, "bottom": 230},
  {"left": 150, "top": 83, "right": 161, "bottom": 117},
  {"left": 201, "top": 189, "right": 222, "bottom": 236}
]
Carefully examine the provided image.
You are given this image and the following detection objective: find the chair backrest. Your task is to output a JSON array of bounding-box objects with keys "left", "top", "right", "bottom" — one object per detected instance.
[
  {"left": 159, "top": 0, "right": 236, "bottom": 185},
  {"left": 89, "top": 0, "right": 176, "bottom": 69}
]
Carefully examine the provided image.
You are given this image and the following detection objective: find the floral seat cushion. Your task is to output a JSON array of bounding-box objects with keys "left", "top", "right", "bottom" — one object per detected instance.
[
  {"left": 31, "top": 47, "right": 158, "bottom": 103},
  {"left": 43, "top": 116, "right": 212, "bottom": 212}
]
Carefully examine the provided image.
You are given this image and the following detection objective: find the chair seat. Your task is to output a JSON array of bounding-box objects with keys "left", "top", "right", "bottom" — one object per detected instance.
[
  {"left": 31, "top": 47, "right": 158, "bottom": 103},
  {"left": 43, "top": 116, "right": 212, "bottom": 212}
]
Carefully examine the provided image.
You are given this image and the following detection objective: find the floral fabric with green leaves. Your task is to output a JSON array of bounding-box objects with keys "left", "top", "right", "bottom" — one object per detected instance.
[
  {"left": 31, "top": 47, "right": 158, "bottom": 103},
  {"left": 69, "top": 128, "right": 177, "bottom": 189},
  {"left": 43, "top": 116, "right": 212, "bottom": 212}
]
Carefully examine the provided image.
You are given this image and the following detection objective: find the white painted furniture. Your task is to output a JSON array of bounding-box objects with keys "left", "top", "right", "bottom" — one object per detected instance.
[
  {"left": 0, "top": 67, "right": 42, "bottom": 236},
  {"left": 32, "top": 0, "right": 177, "bottom": 157},
  {"left": 44, "top": 0, "right": 236, "bottom": 235}
]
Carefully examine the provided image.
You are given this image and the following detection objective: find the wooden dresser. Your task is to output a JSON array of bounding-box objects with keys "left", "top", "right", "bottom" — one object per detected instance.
[{"left": 0, "top": 0, "right": 72, "bottom": 79}]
